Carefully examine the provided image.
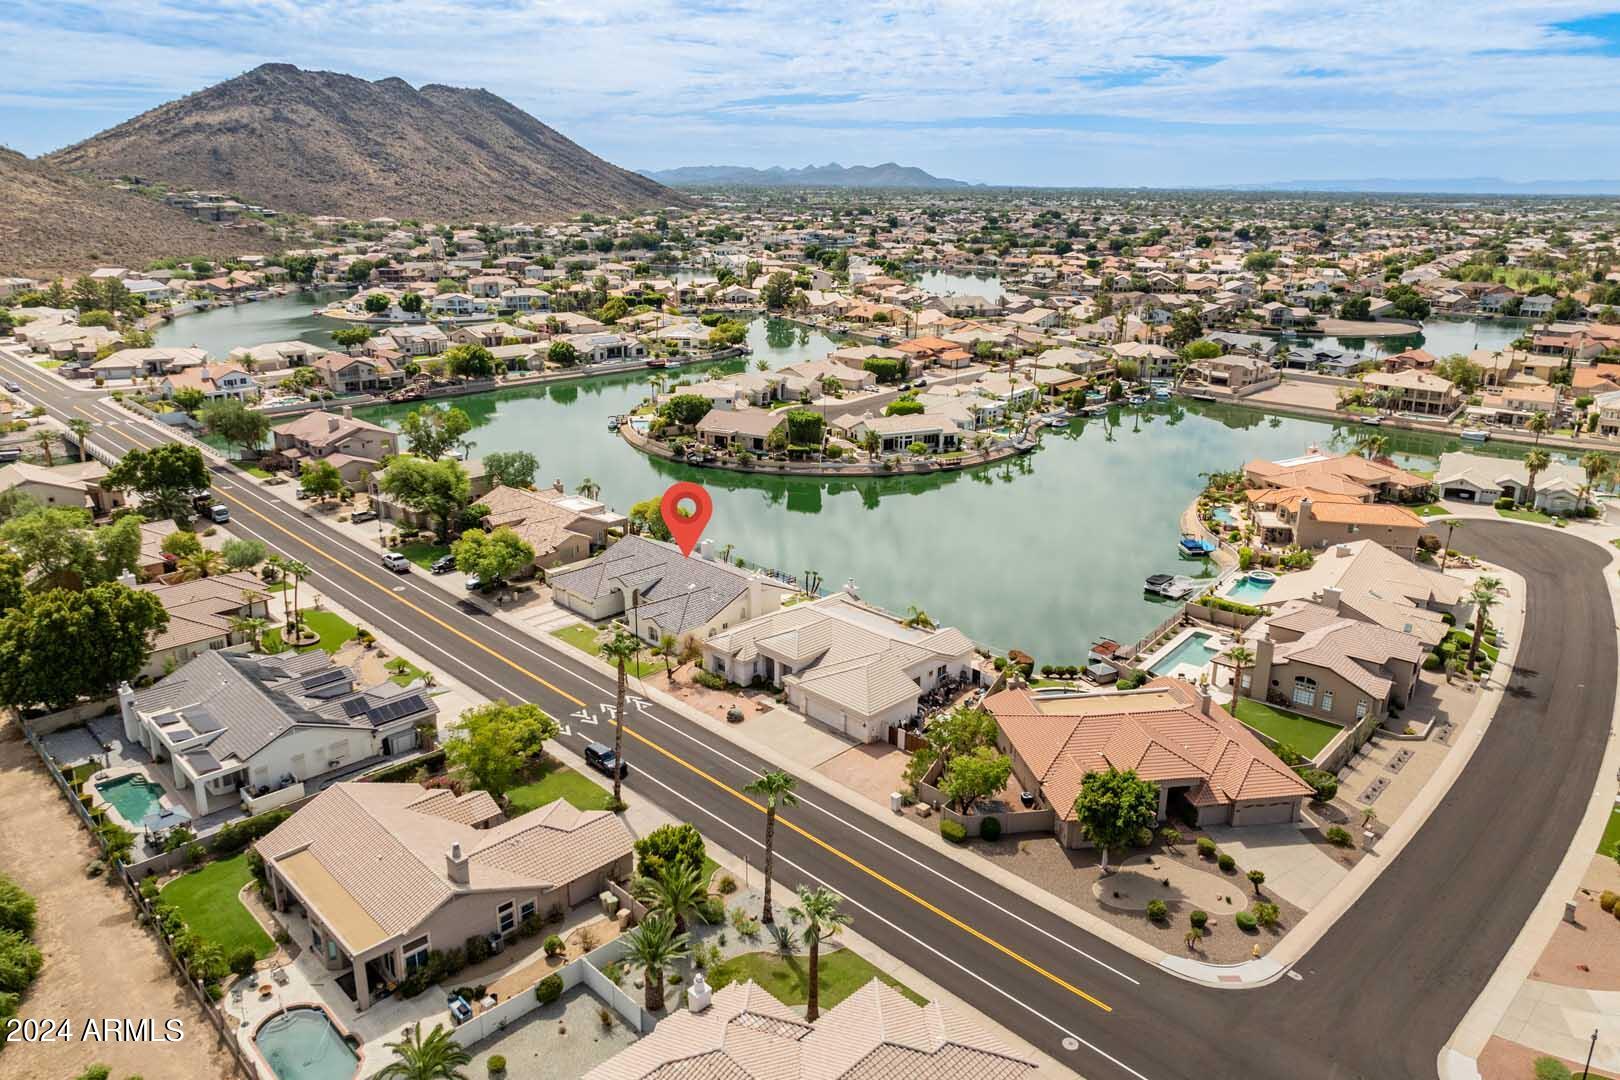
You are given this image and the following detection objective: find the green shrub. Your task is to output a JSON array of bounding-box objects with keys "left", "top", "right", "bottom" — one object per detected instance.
[
  {"left": 1422, "top": 653, "right": 1442, "bottom": 671},
  {"left": 464, "top": 934, "right": 492, "bottom": 965},
  {"left": 1325, "top": 825, "right": 1353, "bottom": 847},
  {"left": 0, "top": 874, "right": 37, "bottom": 937},
  {"left": 1532, "top": 1057, "right": 1574, "bottom": 1080},
  {"left": 1494, "top": 496, "right": 1515, "bottom": 510},
  {"left": 979, "top": 816, "right": 1002, "bottom": 842},
  {"left": 1189, "top": 909, "right": 1208, "bottom": 931},
  {"left": 210, "top": 809, "right": 292, "bottom": 855},
  {"left": 692, "top": 668, "right": 728, "bottom": 690},
  {"left": 635, "top": 823, "right": 706, "bottom": 880},
  {"left": 1196, "top": 837, "right": 1218, "bottom": 858},
  {"left": 1300, "top": 769, "right": 1339, "bottom": 801},
  {"left": 489, "top": 1055, "right": 508, "bottom": 1076},
  {"left": 1146, "top": 899, "right": 1168, "bottom": 922},
  {"left": 1235, "top": 910, "right": 1258, "bottom": 931},
  {"left": 1134, "top": 825, "right": 1155, "bottom": 848},
  {"left": 716, "top": 874, "right": 738, "bottom": 895},
  {"left": 543, "top": 934, "right": 565, "bottom": 957},
  {"left": 535, "top": 974, "right": 563, "bottom": 1004},
  {"left": 1217, "top": 853, "right": 1236, "bottom": 872},
  {"left": 1253, "top": 901, "right": 1280, "bottom": 928},
  {"left": 229, "top": 946, "right": 257, "bottom": 977},
  {"left": 74, "top": 1068, "right": 112, "bottom": 1080},
  {"left": 697, "top": 896, "right": 726, "bottom": 925},
  {"left": 1202, "top": 596, "right": 1263, "bottom": 617},
  {"left": 0, "top": 928, "right": 45, "bottom": 994},
  {"left": 940, "top": 819, "right": 967, "bottom": 844},
  {"left": 1604, "top": 891, "right": 1620, "bottom": 914}
]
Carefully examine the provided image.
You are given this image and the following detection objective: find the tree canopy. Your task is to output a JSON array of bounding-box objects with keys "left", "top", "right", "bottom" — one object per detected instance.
[
  {"left": 452, "top": 526, "right": 534, "bottom": 585},
  {"left": 443, "top": 699, "right": 558, "bottom": 796},
  {"left": 940, "top": 746, "right": 1013, "bottom": 815},
  {"left": 483, "top": 450, "right": 539, "bottom": 489},
  {"left": 299, "top": 459, "right": 345, "bottom": 501},
  {"left": 0, "top": 584, "right": 169, "bottom": 710},
  {"left": 443, "top": 343, "right": 496, "bottom": 379},
  {"left": 104, "top": 444, "right": 209, "bottom": 524},
  {"left": 399, "top": 404, "right": 473, "bottom": 461},
  {"left": 1072, "top": 768, "right": 1159, "bottom": 871},
  {"left": 629, "top": 497, "right": 673, "bottom": 541},
  {"left": 380, "top": 457, "right": 470, "bottom": 540},
  {"left": 657, "top": 393, "right": 713, "bottom": 428},
  {"left": 200, "top": 398, "right": 271, "bottom": 457}
]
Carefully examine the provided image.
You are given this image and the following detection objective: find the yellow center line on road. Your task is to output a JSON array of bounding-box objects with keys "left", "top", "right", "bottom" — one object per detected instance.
[{"left": 215, "top": 485, "right": 1113, "bottom": 1016}]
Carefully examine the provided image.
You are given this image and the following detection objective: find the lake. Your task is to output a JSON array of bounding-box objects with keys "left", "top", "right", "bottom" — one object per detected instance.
[
  {"left": 152, "top": 289, "right": 346, "bottom": 356},
  {"left": 1298, "top": 316, "right": 1532, "bottom": 358},
  {"left": 355, "top": 368, "right": 1554, "bottom": 664},
  {"left": 914, "top": 270, "right": 1007, "bottom": 300}
]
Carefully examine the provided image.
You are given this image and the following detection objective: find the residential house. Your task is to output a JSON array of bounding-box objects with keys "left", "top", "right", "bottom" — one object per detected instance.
[
  {"left": 1435, "top": 450, "right": 1589, "bottom": 513},
  {"left": 703, "top": 593, "right": 979, "bottom": 743},
  {"left": 1244, "top": 451, "right": 1432, "bottom": 503},
  {"left": 987, "top": 679, "right": 1315, "bottom": 835},
  {"left": 160, "top": 362, "right": 260, "bottom": 402},
  {"left": 1241, "top": 599, "right": 1424, "bottom": 728},
  {"left": 268, "top": 408, "right": 400, "bottom": 484},
  {"left": 1360, "top": 370, "right": 1461, "bottom": 418},
  {"left": 119, "top": 647, "right": 439, "bottom": 818},
  {"left": 1468, "top": 384, "right": 1563, "bottom": 428},
  {"left": 1185, "top": 354, "right": 1276, "bottom": 393},
  {"left": 0, "top": 460, "right": 124, "bottom": 515},
  {"left": 135, "top": 572, "right": 274, "bottom": 678},
  {"left": 695, "top": 407, "right": 787, "bottom": 452},
  {"left": 257, "top": 782, "right": 633, "bottom": 1012},
  {"left": 562, "top": 333, "right": 646, "bottom": 365},
  {"left": 312, "top": 352, "right": 406, "bottom": 395},
  {"left": 582, "top": 978, "right": 1033, "bottom": 1080},
  {"left": 477, "top": 482, "right": 627, "bottom": 572}
]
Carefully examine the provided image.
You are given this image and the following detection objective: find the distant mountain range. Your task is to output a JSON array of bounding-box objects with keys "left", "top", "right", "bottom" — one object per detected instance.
[
  {"left": 640, "top": 162, "right": 972, "bottom": 189},
  {"left": 1217, "top": 177, "right": 1620, "bottom": 196},
  {"left": 47, "top": 63, "right": 680, "bottom": 219}
]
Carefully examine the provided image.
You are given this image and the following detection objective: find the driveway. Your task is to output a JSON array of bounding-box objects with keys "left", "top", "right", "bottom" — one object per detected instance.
[
  {"left": 748, "top": 705, "right": 859, "bottom": 768},
  {"left": 1203, "top": 823, "right": 1348, "bottom": 909}
]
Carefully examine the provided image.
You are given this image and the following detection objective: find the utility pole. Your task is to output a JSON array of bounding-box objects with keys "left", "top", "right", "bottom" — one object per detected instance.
[{"left": 1581, "top": 1028, "right": 1597, "bottom": 1079}]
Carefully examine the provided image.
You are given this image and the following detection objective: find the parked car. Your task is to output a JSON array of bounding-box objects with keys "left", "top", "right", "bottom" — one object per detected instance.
[
  {"left": 431, "top": 554, "right": 458, "bottom": 574},
  {"left": 584, "top": 741, "right": 627, "bottom": 779},
  {"left": 2, "top": 380, "right": 21, "bottom": 393},
  {"left": 381, "top": 552, "right": 411, "bottom": 573},
  {"left": 351, "top": 508, "right": 378, "bottom": 523},
  {"left": 207, "top": 504, "right": 230, "bottom": 524}
]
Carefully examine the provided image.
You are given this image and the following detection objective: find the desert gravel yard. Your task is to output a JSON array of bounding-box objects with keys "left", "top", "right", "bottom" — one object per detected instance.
[{"left": 0, "top": 717, "right": 236, "bottom": 1080}]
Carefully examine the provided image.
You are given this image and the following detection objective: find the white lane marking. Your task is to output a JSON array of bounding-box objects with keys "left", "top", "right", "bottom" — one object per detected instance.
[
  {"left": 228, "top": 472, "right": 1143, "bottom": 986},
  {"left": 624, "top": 754, "right": 1153, "bottom": 1080}
]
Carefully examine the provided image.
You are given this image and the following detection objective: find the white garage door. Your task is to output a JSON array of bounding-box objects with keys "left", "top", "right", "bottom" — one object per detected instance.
[{"left": 1232, "top": 800, "right": 1298, "bottom": 827}]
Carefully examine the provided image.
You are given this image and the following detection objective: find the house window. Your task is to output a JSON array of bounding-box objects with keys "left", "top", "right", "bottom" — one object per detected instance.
[
  {"left": 1321, "top": 689, "right": 1334, "bottom": 712},
  {"left": 1292, "top": 676, "right": 1317, "bottom": 708},
  {"left": 1356, "top": 699, "right": 1370, "bottom": 720},
  {"left": 1240, "top": 672, "right": 1252, "bottom": 690},
  {"left": 403, "top": 935, "right": 430, "bottom": 973},
  {"left": 497, "top": 901, "right": 516, "bottom": 934},
  {"left": 519, "top": 900, "right": 536, "bottom": 922}
]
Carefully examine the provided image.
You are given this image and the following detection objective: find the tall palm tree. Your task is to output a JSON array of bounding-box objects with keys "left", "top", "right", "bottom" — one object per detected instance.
[
  {"left": 1580, "top": 450, "right": 1611, "bottom": 508},
  {"left": 576, "top": 476, "right": 601, "bottom": 500},
  {"left": 178, "top": 549, "right": 226, "bottom": 581},
  {"left": 633, "top": 862, "right": 709, "bottom": 934},
  {"left": 284, "top": 559, "right": 311, "bottom": 636},
  {"left": 744, "top": 771, "right": 798, "bottom": 924},
  {"left": 375, "top": 1022, "right": 470, "bottom": 1080},
  {"left": 622, "top": 912, "right": 690, "bottom": 1013},
  {"left": 229, "top": 615, "right": 270, "bottom": 650},
  {"left": 33, "top": 429, "right": 54, "bottom": 466},
  {"left": 265, "top": 555, "right": 291, "bottom": 626},
  {"left": 67, "top": 418, "right": 93, "bottom": 460},
  {"left": 787, "top": 886, "right": 851, "bottom": 1022},
  {"left": 1526, "top": 410, "right": 1550, "bottom": 446},
  {"left": 1522, "top": 449, "right": 1551, "bottom": 507},
  {"left": 1226, "top": 644, "right": 1255, "bottom": 702},
  {"left": 658, "top": 632, "right": 678, "bottom": 679},
  {"left": 1466, "top": 576, "right": 1503, "bottom": 668},
  {"left": 599, "top": 624, "right": 641, "bottom": 807}
]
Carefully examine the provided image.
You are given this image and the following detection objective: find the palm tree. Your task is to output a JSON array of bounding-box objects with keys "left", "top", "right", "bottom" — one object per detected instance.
[
  {"left": 577, "top": 476, "right": 601, "bottom": 500},
  {"left": 375, "top": 1022, "right": 470, "bottom": 1080},
  {"left": 599, "top": 624, "right": 641, "bottom": 807},
  {"left": 658, "top": 632, "right": 678, "bottom": 679},
  {"left": 621, "top": 911, "right": 690, "bottom": 1013},
  {"left": 265, "top": 555, "right": 291, "bottom": 626},
  {"left": 67, "top": 418, "right": 93, "bottom": 460},
  {"left": 633, "top": 862, "right": 709, "bottom": 934},
  {"left": 1579, "top": 450, "right": 1611, "bottom": 508},
  {"left": 1226, "top": 644, "right": 1255, "bottom": 703},
  {"left": 861, "top": 430, "right": 882, "bottom": 460},
  {"left": 1352, "top": 431, "right": 1389, "bottom": 461},
  {"left": 230, "top": 614, "right": 270, "bottom": 650},
  {"left": 1522, "top": 449, "right": 1551, "bottom": 507},
  {"left": 902, "top": 606, "right": 935, "bottom": 630},
  {"left": 284, "top": 559, "right": 311, "bottom": 636},
  {"left": 178, "top": 549, "right": 226, "bottom": 581},
  {"left": 1466, "top": 575, "right": 1503, "bottom": 668},
  {"left": 744, "top": 771, "right": 798, "bottom": 924},
  {"left": 1526, "top": 410, "right": 1550, "bottom": 446},
  {"left": 33, "top": 429, "right": 54, "bottom": 466},
  {"left": 787, "top": 886, "right": 851, "bottom": 1022}
]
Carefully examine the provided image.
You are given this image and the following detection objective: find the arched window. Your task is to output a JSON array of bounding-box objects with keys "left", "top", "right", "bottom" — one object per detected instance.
[{"left": 1292, "top": 676, "right": 1317, "bottom": 708}]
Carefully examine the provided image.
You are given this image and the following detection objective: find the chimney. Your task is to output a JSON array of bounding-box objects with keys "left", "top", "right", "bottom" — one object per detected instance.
[
  {"left": 446, "top": 842, "right": 469, "bottom": 885},
  {"left": 116, "top": 569, "right": 137, "bottom": 589},
  {"left": 341, "top": 405, "right": 353, "bottom": 419},
  {"left": 688, "top": 970, "right": 713, "bottom": 1013},
  {"left": 1335, "top": 544, "right": 1353, "bottom": 558},
  {"left": 1298, "top": 496, "right": 1312, "bottom": 524},
  {"left": 327, "top": 415, "right": 340, "bottom": 433},
  {"left": 1196, "top": 685, "right": 1213, "bottom": 716},
  {"left": 698, "top": 538, "right": 714, "bottom": 561},
  {"left": 1321, "top": 587, "right": 1343, "bottom": 612},
  {"left": 553, "top": 478, "right": 564, "bottom": 493}
]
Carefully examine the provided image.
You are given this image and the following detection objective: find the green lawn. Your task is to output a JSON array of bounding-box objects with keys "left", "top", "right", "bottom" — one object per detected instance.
[
  {"left": 709, "top": 949, "right": 926, "bottom": 1009},
  {"left": 296, "top": 608, "right": 358, "bottom": 653},
  {"left": 1599, "top": 806, "right": 1620, "bottom": 858},
  {"left": 506, "top": 758, "right": 616, "bottom": 814},
  {"left": 159, "top": 854, "right": 275, "bottom": 959},
  {"left": 396, "top": 541, "right": 451, "bottom": 569},
  {"left": 1233, "top": 698, "right": 1342, "bottom": 759},
  {"left": 1412, "top": 502, "right": 1452, "bottom": 517},
  {"left": 231, "top": 460, "right": 274, "bottom": 479},
  {"left": 384, "top": 657, "right": 429, "bottom": 687},
  {"left": 551, "top": 624, "right": 659, "bottom": 677},
  {"left": 1497, "top": 506, "right": 1554, "bottom": 524}
]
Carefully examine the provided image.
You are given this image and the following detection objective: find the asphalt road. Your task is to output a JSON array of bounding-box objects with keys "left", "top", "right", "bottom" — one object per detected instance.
[{"left": 4, "top": 353, "right": 1615, "bottom": 1080}]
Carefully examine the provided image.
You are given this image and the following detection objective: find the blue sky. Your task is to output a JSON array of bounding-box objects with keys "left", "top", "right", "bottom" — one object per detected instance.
[{"left": 3, "top": 1, "right": 1620, "bottom": 186}]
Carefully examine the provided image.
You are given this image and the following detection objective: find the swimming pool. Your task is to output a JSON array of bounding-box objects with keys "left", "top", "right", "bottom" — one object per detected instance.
[
  {"left": 1210, "top": 506, "right": 1237, "bottom": 526},
  {"left": 1224, "top": 575, "right": 1276, "bottom": 603},
  {"left": 255, "top": 1008, "right": 358, "bottom": 1080},
  {"left": 95, "top": 775, "right": 166, "bottom": 825},
  {"left": 1149, "top": 631, "right": 1223, "bottom": 676}
]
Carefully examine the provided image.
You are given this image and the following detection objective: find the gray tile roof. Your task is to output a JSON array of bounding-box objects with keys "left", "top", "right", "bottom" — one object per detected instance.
[{"left": 550, "top": 535, "right": 753, "bottom": 635}]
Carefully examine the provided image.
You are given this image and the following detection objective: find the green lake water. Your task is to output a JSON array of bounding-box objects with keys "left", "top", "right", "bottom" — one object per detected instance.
[{"left": 152, "top": 290, "right": 347, "bottom": 355}]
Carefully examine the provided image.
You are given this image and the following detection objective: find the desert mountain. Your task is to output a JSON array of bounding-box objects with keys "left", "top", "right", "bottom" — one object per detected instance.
[
  {"left": 642, "top": 162, "right": 971, "bottom": 188},
  {"left": 47, "top": 64, "right": 679, "bottom": 220},
  {"left": 0, "top": 148, "right": 248, "bottom": 277}
]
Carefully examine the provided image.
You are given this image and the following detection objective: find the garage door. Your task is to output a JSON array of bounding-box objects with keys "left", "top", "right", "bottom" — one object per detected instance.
[
  {"left": 1232, "top": 800, "right": 1299, "bottom": 826},
  {"left": 1443, "top": 487, "right": 1476, "bottom": 502}
]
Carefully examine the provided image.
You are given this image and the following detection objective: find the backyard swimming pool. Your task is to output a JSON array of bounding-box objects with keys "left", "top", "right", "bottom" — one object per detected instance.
[
  {"left": 1149, "top": 630, "right": 1224, "bottom": 677},
  {"left": 255, "top": 1007, "right": 358, "bottom": 1080},
  {"left": 95, "top": 775, "right": 166, "bottom": 826},
  {"left": 1224, "top": 574, "right": 1277, "bottom": 603},
  {"left": 1210, "top": 506, "right": 1238, "bottom": 526}
]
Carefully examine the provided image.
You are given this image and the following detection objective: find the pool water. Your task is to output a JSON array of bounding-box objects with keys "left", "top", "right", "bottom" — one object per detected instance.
[
  {"left": 1150, "top": 631, "right": 1223, "bottom": 675},
  {"left": 96, "top": 775, "right": 165, "bottom": 824},
  {"left": 1225, "top": 576, "right": 1276, "bottom": 603},
  {"left": 1210, "top": 506, "right": 1237, "bottom": 526},
  {"left": 256, "top": 1008, "right": 358, "bottom": 1080}
]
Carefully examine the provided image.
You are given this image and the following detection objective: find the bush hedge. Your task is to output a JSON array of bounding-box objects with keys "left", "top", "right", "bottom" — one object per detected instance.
[
  {"left": 1299, "top": 769, "right": 1339, "bottom": 801},
  {"left": 978, "top": 816, "right": 1002, "bottom": 842},
  {"left": 366, "top": 749, "right": 446, "bottom": 784},
  {"left": 210, "top": 809, "right": 292, "bottom": 855},
  {"left": 535, "top": 975, "right": 563, "bottom": 1005},
  {"left": 940, "top": 819, "right": 967, "bottom": 844},
  {"left": 1325, "top": 825, "right": 1353, "bottom": 847},
  {"left": 1189, "top": 909, "right": 1208, "bottom": 930},
  {"left": 1602, "top": 891, "right": 1619, "bottom": 914},
  {"left": 1196, "top": 837, "right": 1218, "bottom": 858},
  {"left": 1217, "top": 853, "right": 1237, "bottom": 872},
  {"left": 1234, "top": 910, "right": 1258, "bottom": 932}
]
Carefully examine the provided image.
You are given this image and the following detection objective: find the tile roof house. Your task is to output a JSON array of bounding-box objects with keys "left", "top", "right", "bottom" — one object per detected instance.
[
  {"left": 1243, "top": 450, "right": 1432, "bottom": 503},
  {"left": 477, "top": 482, "right": 627, "bottom": 572},
  {"left": 269, "top": 407, "right": 401, "bottom": 483},
  {"left": 987, "top": 679, "right": 1314, "bottom": 835},
  {"left": 703, "top": 593, "right": 980, "bottom": 742},
  {"left": 1243, "top": 598, "right": 1426, "bottom": 729},
  {"left": 0, "top": 459, "right": 124, "bottom": 515},
  {"left": 1435, "top": 450, "right": 1588, "bottom": 514},
  {"left": 134, "top": 571, "right": 273, "bottom": 677},
  {"left": 549, "top": 534, "right": 785, "bottom": 646},
  {"left": 258, "top": 782, "right": 633, "bottom": 1012},
  {"left": 584, "top": 976, "right": 1034, "bottom": 1080},
  {"left": 159, "top": 362, "right": 260, "bottom": 402},
  {"left": 118, "top": 647, "right": 437, "bottom": 818}
]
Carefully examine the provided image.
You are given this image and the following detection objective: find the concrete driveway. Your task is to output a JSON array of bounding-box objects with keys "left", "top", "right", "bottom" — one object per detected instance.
[
  {"left": 748, "top": 705, "right": 860, "bottom": 768},
  {"left": 1203, "top": 823, "right": 1348, "bottom": 909}
]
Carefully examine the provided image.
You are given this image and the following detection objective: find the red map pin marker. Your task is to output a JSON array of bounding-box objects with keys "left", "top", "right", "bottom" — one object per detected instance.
[{"left": 659, "top": 482, "right": 713, "bottom": 557}]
